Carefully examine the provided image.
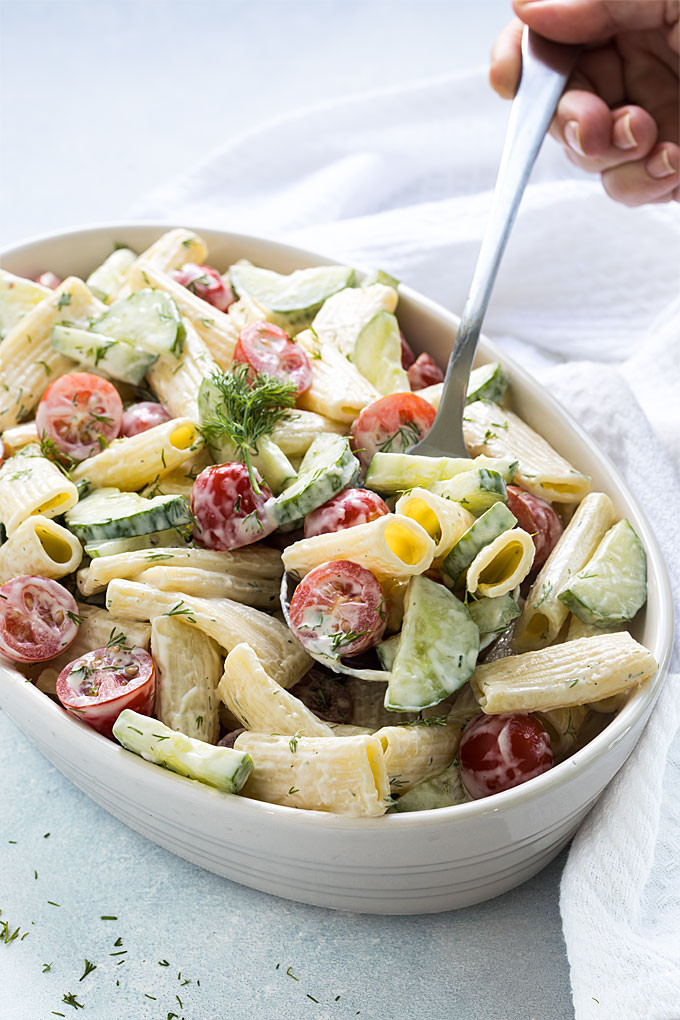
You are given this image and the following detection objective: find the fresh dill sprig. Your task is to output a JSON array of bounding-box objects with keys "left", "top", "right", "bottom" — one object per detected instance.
[
  {"left": 198, "top": 365, "right": 296, "bottom": 493},
  {"left": 39, "top": 432, "right": 76, "bottom": 476}
]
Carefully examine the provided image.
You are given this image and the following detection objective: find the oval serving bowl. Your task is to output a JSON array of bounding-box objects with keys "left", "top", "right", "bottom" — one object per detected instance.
[{"left": 0, "top": 224, "right": 673, "bottom": 915}]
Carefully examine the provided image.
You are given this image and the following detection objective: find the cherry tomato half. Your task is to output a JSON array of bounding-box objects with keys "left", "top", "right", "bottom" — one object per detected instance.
[
  {"left": 121, "top": 401, "right": 172, "bottom": 437},
  {"left": 0, "top": 437, "right": 4, "bottom": 468},
  {"left": 233, "top": 321, "right": 312, "bottom": 396},
  {"left": 459, "top": 712, "right": 554, "bottom": 799},
  {"left": 289, "top": 560, "right": 386, "bottom": 659},
  {"left": 351, "top": 392, "right": 436, "bottom": 471},
  {"left": 35, "top": 271, "right": 61, "bottom": 290},
  {"left": 191, "top": 461, "right": 276, "bottom": 551},
  {"left": 400, "top": 330, "right": 416, "bottom": 369},
  {"left": 0, "top": 576, "right": 79, "bottom": 663},
  {"left": 56, "top": 645, "right": 156, "bottom": 738},
  {"left": 506, "top": 486, "right": 563, "bottom": 571},
  {"left": 303, "top": 487, "right": 389, "bottom": 539},
  {"left": 36, "top": 372, "right": 123, "bottom": 462},
  {"left": 407, "top": 352, "right": 444, "bottom": 390},
  {"left": 170, "top": 263, "right": 234, "bottom": 312}
]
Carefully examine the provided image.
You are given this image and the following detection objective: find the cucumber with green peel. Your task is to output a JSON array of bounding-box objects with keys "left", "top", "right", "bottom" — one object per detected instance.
[
  {"left": 85, "top": 527, "right": 192, "bottom": 559},
  {"left": 90, "top": 289, "right": 186, "bottom": 357},
  {"left": 395, "top": 761, "right": 471, "bottom": 811},
  {"left": 440, "top": 501, "right": 517, "bottom": 589},
  {"left": 361, "top": 269, "right": 399, "bottom": 290},
  {"left": 467, "top": 592, "right": 520, "bottom": 650},
  {"left": 431, "top": 468, "right": 508, "bottom": 515},
  {"left": 0, "top": 270, "right": 50, "bottom": 339},
  {"left": 558, "top": 518, "right": 647, "bottom": 626},
  {"left": 365, "top": 451, "right": 517, "bottom": 494},
  {"left": 112, "top": 709, "right": 253, "bottom": 793},
  {"left": 272, "top": 434, "right": 359, "bottom": 526},
  {"left": 385, "top": 576, "right": 480, "bottom": 711},
  {"left": 51, "top": 324, "right": 157, "bottom": 385},
  {"left": 66, "top": 488, "right": 193, "bottom": 544},
  {"left": 376, "top": 633, "right": 401, "bottom": 671},
  {"left": 229, "top": 260, "right": 355, "bottom": 333},
  {"left": 352, "top": 310, "right": 410, "bottom": 395},
  {"left": 466, "top": 362, "right": 509, "bottom": 405},
  {"left": 86, "top": 247, "right": 137, "bottom": 303}
]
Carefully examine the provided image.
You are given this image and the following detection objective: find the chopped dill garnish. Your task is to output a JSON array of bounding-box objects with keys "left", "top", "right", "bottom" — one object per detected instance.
[{"left": 78, "top": 960, "right": 97, "bottom": 981}]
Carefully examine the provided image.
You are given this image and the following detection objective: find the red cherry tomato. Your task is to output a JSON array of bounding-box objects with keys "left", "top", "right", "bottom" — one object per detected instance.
[
  {"left": 351, "top": 392, "right": 436, "bottom": 471},
  {"left": 0, "top": 576, "right": 79, "bottom": 663},
  {"left": 304, "top": 487, "right": 389, "bottom": 539},
  {"left": 400, "top": 330, "right": 416, "bottom": 369},
  {"left": 35, "top": 271, "right": 61, "bottom": 290},
  {"left": 56, "top": 646, "right": 156, "bottom": 738},
  {"left": 36, "top": 372, "right": 123, "bottom": 462},
  {"left": 459, "top": 712, "right": 554, "bottom": 799},
  {"left": 407, "top": 352, "right": 444, "bottom": 390},
  {"left": 191, "top": 461, "right": 276, "bottom": 551},
  {"left": 170, "top": 263, "right": 234, "bottom": 312},
  {"left": 0, "top": 437, "right": 4, "bottom": 468},
  {"left": 506, "top": 486, "right": 563, "bottom": 571},
  {"left": 121, "top": 401, "right": 172, "bottom": 437},
  {"left": 289, "top": 560, "right": 386, "bottom": 659},
  {"left": 233, "top": 321, "right": 312, "bottom": 396}
]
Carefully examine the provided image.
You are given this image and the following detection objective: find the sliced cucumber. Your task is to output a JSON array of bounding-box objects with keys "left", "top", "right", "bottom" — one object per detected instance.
[
  {"left": 395, "top": 761, "right": 470, "bottom": 811},
  {"left": 352, "top": 310, "right": 409, "bottom": 395},
  {"left": 466, "top": 362, "right": 509, "bottom": 405},
  {"left": 91, "top": 289, "right": 185, "bottom": 357},
  {"left": 376, "top": 633, "right": 401, "bottom": 671},
  {"left": 361, "top": 269, "right": 399, "bottom": 290},
  {"left": 432, "top": 468, "right": 507, "bottom": 515},
  {"left": 440, "top": 501, "right": 517, "bottom": 589},
  {"left": 0, "top": 269, "right": 50, "bottom": 339},
  {"left": 66, "top": 488, "right": 193, "bottom": 544},
  {"left": 272, "top": 434, "right": 359, "bottom": 526},
  {"left": 86, "top": 247, "right": 137, "bottom": 303},
  {"left": 365, "top": 452, "right": 517, "bottom": 494},
  {"left": 229, "top": 260, "right": 355, "bottom": 333},
  {"left": 558, "top": 518, "right": 647, "bottom": 626},
  {"left": 51, "top": 324, "right": 157, "bottom": 385},
  {"left": 467, "top": 592, "right": 520, "bottom": 650},
  {"left": 385, "top": 576, "right": 479, "bottom": 711},
  {"left": 85, "top": 527, "right": 191, "bottom": 559}
]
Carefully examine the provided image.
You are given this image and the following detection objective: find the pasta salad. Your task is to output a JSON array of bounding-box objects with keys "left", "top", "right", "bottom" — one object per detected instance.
[{"left": 0, "top": 228, "right": 657, "bottom": 817}]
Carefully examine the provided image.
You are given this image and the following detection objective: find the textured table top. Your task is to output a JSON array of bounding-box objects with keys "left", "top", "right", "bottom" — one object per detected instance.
[{"left": 0, "top": 3, "right": 574, "bottom": 1018}]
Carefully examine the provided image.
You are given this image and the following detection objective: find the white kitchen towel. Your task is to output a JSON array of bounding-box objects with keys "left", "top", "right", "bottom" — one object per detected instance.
[{"left": 134, "top": 68, "right": 680, "bottom": 1019}]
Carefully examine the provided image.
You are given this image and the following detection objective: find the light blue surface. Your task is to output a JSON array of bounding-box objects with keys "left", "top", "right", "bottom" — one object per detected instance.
[{"left": 0, "top": 3, "right": 574, "bottom": 1018}]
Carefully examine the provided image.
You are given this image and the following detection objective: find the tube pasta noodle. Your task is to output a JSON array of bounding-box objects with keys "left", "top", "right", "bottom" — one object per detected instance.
[
  {"left": 135, "top": 566, "right": 279, "bottom": 608},
  {"left": 77, "top": 544, "right": 282, "bottom": 596},
  {"left": 375, "top": 718, "right": 461, "bottom": 793},
  {"left": 71, "top": 417, "right": 200, "bottom": 491},
  {"left": 270, "top": 409, "right": 346, "bottom": 456},
  {"left": 122, "top": 228, "right": 208, "bottom": 296},
  {"left": 1, "top": 421, "right": 38, "bottom": 456},
  {"left": 152, "top": 616, "right": 222, "bottom": 743},
  {"left": 234, "top": 732, "right": 391, "bottom": 816},
  {"left": 0, "top": 277, "right": 106, "bottom": 430},
  {"left": 0, "top": 515, "right": 82, "bottom": 583},
  {"left": 218, "top": 643, "right": 332, "bottom": 737},
  {"left": 471, "top": 632, "right": 657, "bottom": 714},
  {"left": 141, "top": 446, "right": 212, "bottom": 500},
  {"left": 282, "top": 513, "right": 435, "bottom": 582},
  {"left": 395, "top": 488, "right": 475, "bottom": 560},
  {"left": 296, "top": 330, "right": 381, "bottom": 423},
  {"left": 105, "top": 579, "right": 311, "bottom": 688},
  {"left": 514, "top": 492, "right": 614, "bottom": 650},
  {"left": 146, "top": 321, "right": 219, "bottom": 422},
  {"left": 463, "top": 401, "right": 591, "bottom": 504},
  {"left": 0, "top": 445, "right": 78, "bottom": 534},
  {"left": 311, "top": 284, "right": 398, "bottom": 357},
  {"left": 466, "top": 527, "right": 535, "bottom": 598}
]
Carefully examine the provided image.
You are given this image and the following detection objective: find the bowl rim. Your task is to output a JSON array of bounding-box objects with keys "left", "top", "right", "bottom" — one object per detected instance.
[{"left": 0, "top": 220, "right": 674, "bottom": 831}]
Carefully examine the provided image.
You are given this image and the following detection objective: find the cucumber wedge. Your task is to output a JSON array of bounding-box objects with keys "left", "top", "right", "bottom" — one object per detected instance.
[
  {"left": 91, "top": 288, "right": 186, "bottom": 357},
  {"left": 361, "top": 269, "right": 399, "bottom": 290},
  {"left": 272, "top": 434, "right": 359, "bottom": 526},
  {"left": 51, "top": 324, "right": 157, "bottom": 385},
  {"left": 85, "top": 527, "right": 191, "bottom": 558},
  {"left": 365, "top": 451, "right": 517, "bottom": 494},
  {"left": 467, "top": 592, "right": 520, "bottom": 650},
  {"left": 376, "top": 633, "right": 401, "bottom": 671},
  {"left": 229, "top": 260, "right": 355, "bottom": 333},
  {"left": 432, "top": 468, "right": 507, "bottom": 515},
  {"left": 86, "top": 247, "right": 137, "bottom": 303},
  {"left": 440, "top": 501, "right": 517, "bottom": 589},
  {"left": 353, "top": 310, "right": 410, "bottom": 395},
  {"left": 395, "top": 761, "right": 471, "bottom": 811},
  {"left": 558, "top": 518, "right": 647, "bottom": 626},
  {"left": 385, "top": 576, "right": 480, "bottom": 711},
  {"left": 0, "top": 269, "right": 50, "bottom": 339},
  {"left": 66, "top": 488, "right": 193, "bottom": 544},
  {"left": 466, "top": 362, "right": 509, "bottom": 405}
]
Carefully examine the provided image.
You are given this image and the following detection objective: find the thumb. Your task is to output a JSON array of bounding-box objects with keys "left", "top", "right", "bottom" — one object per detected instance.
[{"left": 512, "top": 0, "right": 673, "bottom": 44}]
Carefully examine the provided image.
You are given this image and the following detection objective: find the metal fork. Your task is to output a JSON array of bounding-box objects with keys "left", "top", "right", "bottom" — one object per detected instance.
[{"left": 409, "top": 27, "right": 581, "bottom": 459}]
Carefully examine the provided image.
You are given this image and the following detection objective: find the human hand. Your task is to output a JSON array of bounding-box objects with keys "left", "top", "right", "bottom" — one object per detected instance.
[{"left": 490, "top": 0, "right": 679, "bottom": 206}]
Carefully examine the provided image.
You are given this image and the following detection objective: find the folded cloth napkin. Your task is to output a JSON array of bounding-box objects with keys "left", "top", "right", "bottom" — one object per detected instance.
[{"left": 134, "top": 68, "right": 680, "bottom": 1019}]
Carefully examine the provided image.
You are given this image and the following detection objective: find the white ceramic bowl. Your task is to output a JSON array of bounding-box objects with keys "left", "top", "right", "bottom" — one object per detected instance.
[{"left": 0, "top": 225, "right": 673, "bottom": 914}]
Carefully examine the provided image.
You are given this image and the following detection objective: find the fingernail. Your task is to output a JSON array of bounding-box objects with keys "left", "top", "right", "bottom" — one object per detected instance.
[
  {"left": 646, "top": 148, "right": 677, "bottom": 179},
  {"left": 613, "top": 113, "right": 636, "bottom": 151},
  {"left": 564, "top": 120, "right": 585, "bottom": 157}
]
